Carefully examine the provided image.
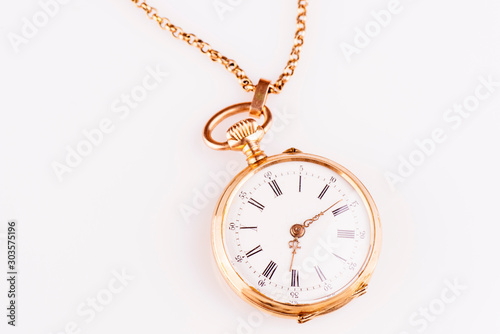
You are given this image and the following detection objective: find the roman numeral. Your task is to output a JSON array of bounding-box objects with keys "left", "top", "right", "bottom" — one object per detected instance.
[
  {"left": 318, "top": 185, "right": 329, "bottom": 199},
  {"left": 268, "top": 180, "right": 283, "bottom": 197},
  {"left": 332, "top": 205, "right": 349, "bottom": 216},
  {"left": 299, "top": 176, "right": 302, "bottom": 192},
  {"left": 332, "top": 252, "right": 346, "bottom": 262},
  {"left": 314, "top": 266, "right": 326, "bottom": 282},
  {"left": 262, "top": 261, "right": 278, "bottom": 279},
  {"left": 248, "top": 198, "right": 265, "bottom": 211},
  {"left": 291, "top": 269, "right": 300, "bottom": 287},
  {"left": 240, "top": 226, "right": 258, "bottom": 231},
  {"left": 245, "top": 245, "right": 263, "bottom": 258},
  {"left": 337, "top": 229, "right": 355, "bottom": 239}
]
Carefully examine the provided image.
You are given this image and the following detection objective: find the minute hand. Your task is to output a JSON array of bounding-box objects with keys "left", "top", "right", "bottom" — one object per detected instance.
[{"left": 302, "top": 199, "right": 343, "bottom": 228}]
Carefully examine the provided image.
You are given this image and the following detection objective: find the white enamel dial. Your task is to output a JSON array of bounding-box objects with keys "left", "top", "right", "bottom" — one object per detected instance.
[{"left": 222, "top": 159, "right": 373, "bottom": 305}]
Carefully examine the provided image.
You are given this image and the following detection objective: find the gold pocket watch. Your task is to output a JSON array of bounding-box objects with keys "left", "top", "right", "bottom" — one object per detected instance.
[
  {"left": 131, "top": 0, "right": 381, "bottom": 323},
  {"left": 203, "top": 79, "right": 381, "bottom": 323}
]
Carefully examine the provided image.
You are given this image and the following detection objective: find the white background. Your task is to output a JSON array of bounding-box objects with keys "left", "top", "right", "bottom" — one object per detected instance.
[{"left": 1, "top": 0, "right": 500, "bottom": 333}]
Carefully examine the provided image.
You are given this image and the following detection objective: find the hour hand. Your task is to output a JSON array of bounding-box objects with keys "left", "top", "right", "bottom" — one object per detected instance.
[{"left": 288, "top": 238, "right": 301, "bottom": 272}]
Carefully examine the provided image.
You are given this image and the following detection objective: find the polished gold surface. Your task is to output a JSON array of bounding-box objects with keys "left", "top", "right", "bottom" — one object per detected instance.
[
  {"left": 131, "top": 0, "right": 308, "bottom": 94},
  {"left": 226, "top": 119, "right": 267, "bottom": 165},
  {"left": 227, "top": 119, "right": 261, "bottom": 142},
  {"left": 282, "top": 147, "right": 303, "bottom": 154},
  {"left": 211, "top": 151, "right": 382, "bottom": 323},
  {"left": 202, "top": 102, "right": 272, "bottom": 152},
  {"left": 203, "top": 80, "right": 274, "bottom": 164},
  {"left": 249, "top": 79, "right": 271, "bottom": 117}
]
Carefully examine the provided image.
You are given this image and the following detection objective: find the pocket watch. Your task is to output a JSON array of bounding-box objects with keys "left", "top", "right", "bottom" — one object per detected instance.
[
  {"left": 203, "top": 80, "right": 382, "bottom": 323},
  {"left": 131, "top": 0, "right": 382, "bottom": 323}
]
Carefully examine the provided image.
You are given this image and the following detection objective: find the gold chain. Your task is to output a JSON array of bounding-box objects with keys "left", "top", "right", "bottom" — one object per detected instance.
[{"left": 131, "top": 0, "right": 308, "bottom": 94}]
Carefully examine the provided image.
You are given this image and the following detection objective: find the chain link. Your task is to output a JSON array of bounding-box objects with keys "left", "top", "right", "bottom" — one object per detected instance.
[{"left": 131, "top": 0, "right": 307, "bottom": 94}]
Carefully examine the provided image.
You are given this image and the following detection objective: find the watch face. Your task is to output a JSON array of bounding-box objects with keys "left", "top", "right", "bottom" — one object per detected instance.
[{"left": 220, "top": 156, "right": 376, "bottom": 305}]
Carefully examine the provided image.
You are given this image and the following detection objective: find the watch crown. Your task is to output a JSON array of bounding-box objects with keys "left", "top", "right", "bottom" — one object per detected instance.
[
  {"left": 226, "top": 119, "right": 267, "bottom": 165},
  {"left": 227, "top": 119, "right": 261, "bottom": 142}
]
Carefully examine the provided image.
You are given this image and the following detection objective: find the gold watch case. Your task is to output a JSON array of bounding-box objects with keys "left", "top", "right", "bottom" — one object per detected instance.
[{"left": 211, "top": 149, "right": 382, "bottom": 323}]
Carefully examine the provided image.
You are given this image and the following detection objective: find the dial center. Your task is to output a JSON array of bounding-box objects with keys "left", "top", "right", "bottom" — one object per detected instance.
[{"left": 290, "top": 224, "right": 305, "bottom": 238}]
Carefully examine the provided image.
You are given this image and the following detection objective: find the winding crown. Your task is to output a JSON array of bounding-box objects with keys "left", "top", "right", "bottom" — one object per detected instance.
[{"left": 226, "top": 118, "right": 266, "bottom": 165}]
